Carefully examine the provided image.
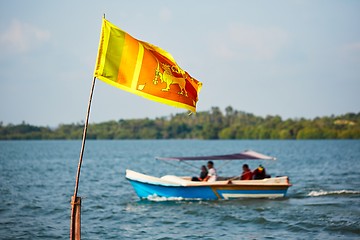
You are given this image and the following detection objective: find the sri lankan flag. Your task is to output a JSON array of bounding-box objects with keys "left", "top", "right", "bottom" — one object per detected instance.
[{"left": 94, "top": 18, "right": 202, "bottom": 112}]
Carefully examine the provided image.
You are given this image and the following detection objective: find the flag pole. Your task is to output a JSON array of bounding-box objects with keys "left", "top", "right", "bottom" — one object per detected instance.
[{"left": 70, "top": 76, "right": 97, "bottom": 240}]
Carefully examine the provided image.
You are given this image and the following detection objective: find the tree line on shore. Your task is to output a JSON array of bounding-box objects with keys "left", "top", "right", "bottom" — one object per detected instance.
[{"left": 1, "top": 106, "right": 359, "bottom": 140}]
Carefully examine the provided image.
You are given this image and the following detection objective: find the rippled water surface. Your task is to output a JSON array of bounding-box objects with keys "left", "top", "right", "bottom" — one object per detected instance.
[{"left": 0, "top": 140, "right": 359, "bottom": 239}]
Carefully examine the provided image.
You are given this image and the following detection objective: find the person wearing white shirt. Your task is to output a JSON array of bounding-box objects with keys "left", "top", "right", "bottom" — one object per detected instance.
[{"left": 203, "top": 161, "right": 217, "bottom": 182}]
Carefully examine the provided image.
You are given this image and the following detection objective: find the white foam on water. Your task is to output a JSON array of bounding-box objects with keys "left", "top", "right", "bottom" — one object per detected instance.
[
  {"left": 308, "top": 190, "right": 360, "bottom": 197},
  {"left": 146, "top": 194, "right": 202, "bottom": 201},
  {"left": 147, "top": 195, "right": 184, "bottom": 201}
]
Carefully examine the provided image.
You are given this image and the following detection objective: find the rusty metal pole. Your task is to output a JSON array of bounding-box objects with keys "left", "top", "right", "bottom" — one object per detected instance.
[
  {"left": 71, "top": 196, "right": 81, "bottom": 239},
  {"left": 70, "top": 77, "right": 96, "bottom": 240}
]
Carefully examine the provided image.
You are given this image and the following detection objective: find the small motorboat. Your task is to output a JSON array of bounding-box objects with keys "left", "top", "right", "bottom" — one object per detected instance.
[{"left": 125, "top": 150, "right": 292, "bottom": 200}]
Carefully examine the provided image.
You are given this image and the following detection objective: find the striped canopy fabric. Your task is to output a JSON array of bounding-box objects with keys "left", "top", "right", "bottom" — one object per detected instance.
[{"left": 156, "top": 150, "right": 276, "bottom": 161}]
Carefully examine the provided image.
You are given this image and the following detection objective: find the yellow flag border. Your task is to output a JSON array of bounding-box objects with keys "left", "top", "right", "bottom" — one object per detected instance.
[{"left": 94, "top": 18, "right": 111, "bottom": 78}]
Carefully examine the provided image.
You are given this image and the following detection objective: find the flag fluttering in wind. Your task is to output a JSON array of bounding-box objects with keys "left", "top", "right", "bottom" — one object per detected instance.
[{"left": 94, "top": 18, "right": 202, "bottom": 112}]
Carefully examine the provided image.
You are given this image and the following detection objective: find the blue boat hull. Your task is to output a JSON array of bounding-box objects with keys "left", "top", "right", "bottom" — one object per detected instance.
[{"left": 127, "top": 178, "right": 289, "bottom": 200}]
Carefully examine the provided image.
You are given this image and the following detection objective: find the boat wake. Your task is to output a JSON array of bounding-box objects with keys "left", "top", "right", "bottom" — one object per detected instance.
[{"left": 308, "top": 190, "right": 360, "bottom": 197}]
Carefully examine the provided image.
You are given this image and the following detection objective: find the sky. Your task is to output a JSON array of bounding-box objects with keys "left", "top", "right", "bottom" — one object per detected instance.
[{"left": 0, "top": 1, "right": 359, "bottom": 126}]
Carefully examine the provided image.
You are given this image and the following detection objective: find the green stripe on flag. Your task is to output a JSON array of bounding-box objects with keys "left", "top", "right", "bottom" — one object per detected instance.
[{"left": 103, "top": 27, "right": 125, "bottom": 82}]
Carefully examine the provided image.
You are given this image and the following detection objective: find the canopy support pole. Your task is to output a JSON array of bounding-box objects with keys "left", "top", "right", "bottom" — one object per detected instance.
[{"left": 70, "top": 76, "right": 96, "bottom": 240}]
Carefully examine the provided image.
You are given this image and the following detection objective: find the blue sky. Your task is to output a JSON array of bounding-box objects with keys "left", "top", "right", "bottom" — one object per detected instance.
[{"left": 1, "top": 1, "right": 359, "bottom": 126}]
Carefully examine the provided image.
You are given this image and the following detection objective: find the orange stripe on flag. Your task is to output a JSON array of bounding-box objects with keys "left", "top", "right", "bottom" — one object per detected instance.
[{"left": 116, "top": 33, "right": 140, "bottom": 88}]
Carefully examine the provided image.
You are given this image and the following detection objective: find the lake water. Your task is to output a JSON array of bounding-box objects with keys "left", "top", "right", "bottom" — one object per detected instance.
[{"left": 0, "top": 140, "right": 359, "bottom": 239}]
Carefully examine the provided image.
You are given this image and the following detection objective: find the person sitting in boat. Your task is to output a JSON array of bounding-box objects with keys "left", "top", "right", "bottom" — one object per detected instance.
[
  {"left": 252, "top": 165, "right": 266, "bottom": 180},
  {"left": 240, "top": 164, "right": 253, "bottom": 180},
  {"left": 191, "top": 165, "right": 208, "bottom": 181},
  {"left": 202, "top": 161, "right": 217, "bottom": 182}
]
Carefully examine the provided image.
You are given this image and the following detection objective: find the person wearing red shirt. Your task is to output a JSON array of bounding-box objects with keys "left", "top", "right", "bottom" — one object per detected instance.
[{"left": 241, "top": 164, "right": 253, "bottom": 180}]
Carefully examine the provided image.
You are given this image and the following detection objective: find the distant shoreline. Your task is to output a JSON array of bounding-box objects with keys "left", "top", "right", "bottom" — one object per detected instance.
[{"left": 1, "top": 107, "right": 359, "bottom": 140}]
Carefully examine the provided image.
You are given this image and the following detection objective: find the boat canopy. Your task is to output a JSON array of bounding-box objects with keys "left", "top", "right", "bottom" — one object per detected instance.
[{"left": 156, "top": 150, "right": 276, "bottom": 161}]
